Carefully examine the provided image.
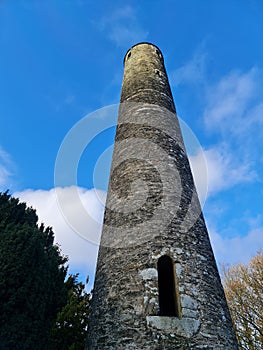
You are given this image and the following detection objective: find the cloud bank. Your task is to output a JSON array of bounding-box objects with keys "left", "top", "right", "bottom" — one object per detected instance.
[
  {"left": 210, "top": 227, "right": 263, "bottom": 267},
  {"left": 14, "top": 187, "right": 106, "bottom": 281}
]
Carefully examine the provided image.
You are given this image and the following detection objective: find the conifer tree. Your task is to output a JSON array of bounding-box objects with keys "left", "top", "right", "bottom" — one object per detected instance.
[
  {"left": 50, "top": 274, "right": 90, "bottom": 350},
  {"left": 0, "top": 191, "right": 68, "bottom": 350}
]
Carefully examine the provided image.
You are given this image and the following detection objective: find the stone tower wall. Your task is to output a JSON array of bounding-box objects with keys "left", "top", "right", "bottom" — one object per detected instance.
[{"left": 86, "top": 43, "right": 238, "bottom": 349}]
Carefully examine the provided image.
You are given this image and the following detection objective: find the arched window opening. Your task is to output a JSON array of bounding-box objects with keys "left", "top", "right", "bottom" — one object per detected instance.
[
  {"left": 157, "top": 255, "right": 180, "bottom": 317},
  {"left": 127, "top": 51, "right": 131, "bottom": 59},
  {"left": 156, "top": 49, "right": 162, "bottom": 58}
]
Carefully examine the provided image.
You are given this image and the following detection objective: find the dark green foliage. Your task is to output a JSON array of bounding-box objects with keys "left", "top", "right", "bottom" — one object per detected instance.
[
  {"left": 0, "top": 192, "right": 68, "bottom": 350},
  {"left": 51, "top": 274, "right": 91, "bottom": 350}
]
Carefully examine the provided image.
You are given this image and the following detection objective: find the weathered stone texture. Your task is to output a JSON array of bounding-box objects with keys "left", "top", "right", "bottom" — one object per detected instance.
[{"left": 86, "top": 43, "right": 238, "bottom": 349}]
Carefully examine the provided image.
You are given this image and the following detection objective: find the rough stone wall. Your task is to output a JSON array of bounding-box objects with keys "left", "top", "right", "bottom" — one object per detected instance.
[{"left": 86, "top": 43, "right": 238, "bottom": 349}]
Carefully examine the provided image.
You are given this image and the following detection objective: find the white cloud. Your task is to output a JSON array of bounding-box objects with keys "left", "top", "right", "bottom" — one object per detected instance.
[
  {"left": 14, "top": 187, "right": 106, "bottom": 279},
  {"left": 189, "top": 144, "right": 255, "bottom": 200},
  {"left": 189, "top": 66, "right": 263, "bottom": 269},
  {"left": 204, "top": 67, "right": 261, "bottom": 136},
  {"left": 174, "top": 52, "right": 263, "bottom": 143},
  {"left": 96, "top": 5, "right": 148, "bottom": 47},
  {"left": 172, "top": 50, "right": 262, "bottom": 199},
  {"left": 209, "top": 227, "right": 263, "bottom": 267},
  {"left": 171, "top": 50, "right": 207, "bottom": 86},
  {"left": 0, "top": 147, "right": 14, "bottom": 191},
  {"left": 175, "top": 63, "right": 262, "bottom": 200},
  {"left": 203, "top": 146, "right": 255, "bottom": 194},
  {"left": 13, "top": 185, "right": 263, "bottom": 286},
  {"left": 200, "top": 67, "right": 263, "bottom": 197},
  {"left": 0, "top": 165, "right": 11, "bottom": 188},
  {"left": 248, "top": 101, "right": 263, "bottom": 127}
]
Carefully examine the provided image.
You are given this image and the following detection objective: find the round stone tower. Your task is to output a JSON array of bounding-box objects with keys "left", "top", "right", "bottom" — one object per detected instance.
[{"left": 86, "top": 43, "right": 238, "bottom": 349}]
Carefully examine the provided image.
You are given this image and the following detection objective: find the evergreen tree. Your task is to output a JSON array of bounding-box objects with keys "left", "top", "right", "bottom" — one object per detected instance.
[
  {"left": 0, "top": 191, "right": 68, "bottom": 349},
  {"left": 50, "top": 274, "right": 91, "bottom": 350}
]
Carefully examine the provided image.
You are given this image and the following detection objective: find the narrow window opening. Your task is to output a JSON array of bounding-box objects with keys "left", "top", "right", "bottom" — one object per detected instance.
[
  {"left": 157, "top": 255, "right": 180, "bottom": 317},
  {"left": 156, "top": 49, "right": 162, "bottom": 59},
  {"left": 127, "top": 51, "right": 131, "bottom": 59},
  {"left": 155, "top": 69, "right": 161, "bottom": 76}
]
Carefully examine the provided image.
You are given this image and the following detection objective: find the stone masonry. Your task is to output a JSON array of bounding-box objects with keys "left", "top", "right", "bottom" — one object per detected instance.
[{"left": 86, "top": 43, "right": 238, "bottom": 349}]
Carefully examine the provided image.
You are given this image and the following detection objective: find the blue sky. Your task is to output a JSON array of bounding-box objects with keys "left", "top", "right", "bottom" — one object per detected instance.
[{"left": 1, "top": 0, "right": 263, "bottom": 287}]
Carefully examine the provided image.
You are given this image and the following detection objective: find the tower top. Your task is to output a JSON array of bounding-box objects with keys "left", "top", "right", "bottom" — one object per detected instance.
[
  {"left": 120, "top": 41, "right": 173, "bottom": 112},
  {"left": 123, "top": 42, "right": 163, "bottom": 65}
]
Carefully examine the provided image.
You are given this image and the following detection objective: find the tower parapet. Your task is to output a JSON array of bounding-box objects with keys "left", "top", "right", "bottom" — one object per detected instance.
[{"left": 86, "top": 43, "right": 238, "bottom": 349}]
